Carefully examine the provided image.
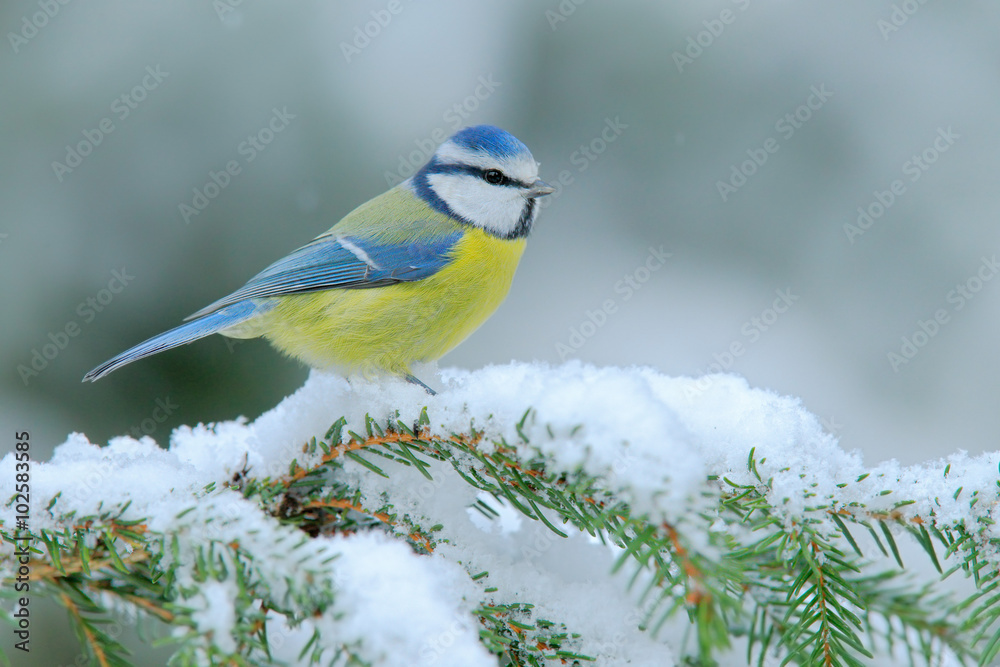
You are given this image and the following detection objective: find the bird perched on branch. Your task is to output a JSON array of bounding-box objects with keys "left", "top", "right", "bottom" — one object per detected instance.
[{"left": 84, "top": 125, "right": 554, "bottom": 393}]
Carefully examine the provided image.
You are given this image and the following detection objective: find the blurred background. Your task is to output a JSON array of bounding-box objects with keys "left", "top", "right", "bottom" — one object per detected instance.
[
  {"left": 3, "top": 0, "right": 1000, "bottom": 663},
  {"left": 5, "top": 0, "right": 1000, "bottom": 466}
]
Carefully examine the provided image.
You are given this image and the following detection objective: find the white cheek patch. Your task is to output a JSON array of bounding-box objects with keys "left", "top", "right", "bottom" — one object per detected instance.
[{"left": 428, "top": 173, "right": 525, "bottom": 237}]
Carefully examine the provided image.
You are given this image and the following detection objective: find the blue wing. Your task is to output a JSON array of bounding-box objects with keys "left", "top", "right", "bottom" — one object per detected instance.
[
  {"left": 185, "top": 231, "right": 461, "bottom": 320},
  {"left": 83, "top": 300, "right": 271, "bottom": 381}
]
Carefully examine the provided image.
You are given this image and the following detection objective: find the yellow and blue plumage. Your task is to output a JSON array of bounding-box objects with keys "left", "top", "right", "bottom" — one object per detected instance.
[{"left": 83, "top": 125, "right": 554, "bottom": 393}]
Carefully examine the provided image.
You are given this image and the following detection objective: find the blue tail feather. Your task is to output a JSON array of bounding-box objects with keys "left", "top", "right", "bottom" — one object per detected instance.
[{"left": 82, "top": 301, "right": 265, "bottom": 382}]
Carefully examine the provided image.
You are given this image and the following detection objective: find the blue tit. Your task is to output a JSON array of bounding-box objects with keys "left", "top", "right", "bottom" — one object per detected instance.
[{"left": 83, "top": 125, "right": 554, "bottom": 393}]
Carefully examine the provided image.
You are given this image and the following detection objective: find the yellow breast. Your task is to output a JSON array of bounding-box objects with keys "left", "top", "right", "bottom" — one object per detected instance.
[{"left": 258, "top": 228, "right": 526, "bottom": 375}]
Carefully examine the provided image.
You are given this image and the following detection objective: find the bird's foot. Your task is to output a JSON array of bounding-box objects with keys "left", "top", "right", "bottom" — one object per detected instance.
[{"left": 404, "top": 373, "right": 437, "bottom": 395}]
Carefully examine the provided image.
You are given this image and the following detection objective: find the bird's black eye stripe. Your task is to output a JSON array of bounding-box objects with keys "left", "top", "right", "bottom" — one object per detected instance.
[
  {"left": 482, "top": 168, "right": 508, "bottom": 186},
  {"left": 430, "top": 163, "right": 530, "bottom": 188}
]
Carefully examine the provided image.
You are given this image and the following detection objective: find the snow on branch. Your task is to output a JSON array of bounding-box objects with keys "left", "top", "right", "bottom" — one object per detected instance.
[{"left": 2, "top": 362, "right": 999, "bottom": 665}]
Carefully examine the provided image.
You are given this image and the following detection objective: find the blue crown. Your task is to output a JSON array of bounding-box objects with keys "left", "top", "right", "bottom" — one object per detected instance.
[{"left": 450, "top": 125, "right": 530, "bottom": 160}]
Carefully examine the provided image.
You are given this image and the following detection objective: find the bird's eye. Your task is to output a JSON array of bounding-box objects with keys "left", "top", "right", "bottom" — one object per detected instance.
[{"left": 483, "top": 169, "right": 506, "bottom": 185}]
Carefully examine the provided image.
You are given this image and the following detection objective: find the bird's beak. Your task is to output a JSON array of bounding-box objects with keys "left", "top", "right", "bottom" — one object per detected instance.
[{"left": 525, "top": 179, "right": 556, "bottom": 198}]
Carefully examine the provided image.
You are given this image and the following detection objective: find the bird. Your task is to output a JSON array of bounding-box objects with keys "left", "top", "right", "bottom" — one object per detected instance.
[{"left": 83, "top": 125, "right": 554, "bottom": 394}]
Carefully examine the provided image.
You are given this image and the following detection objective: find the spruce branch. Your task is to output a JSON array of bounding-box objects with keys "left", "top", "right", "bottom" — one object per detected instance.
[{"left": 3, "top": 387, "right": 1000, "bottom": 665}]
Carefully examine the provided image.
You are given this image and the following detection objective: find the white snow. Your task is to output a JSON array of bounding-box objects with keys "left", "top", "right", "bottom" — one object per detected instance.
[
  {"left": 1, "top": 361, "right": 994, "bottom": 665},
  {"left": 189, "top": 580, "right": 239, "bottom": 654}
]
